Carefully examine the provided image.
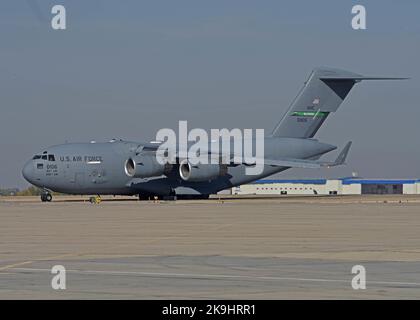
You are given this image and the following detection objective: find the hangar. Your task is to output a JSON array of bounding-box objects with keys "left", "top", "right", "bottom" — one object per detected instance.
[{"left": 232, "top": 178, "right": 420, "bottom": 196}]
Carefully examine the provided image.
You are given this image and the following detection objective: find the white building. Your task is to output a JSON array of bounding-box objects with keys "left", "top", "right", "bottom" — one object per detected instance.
[{"left": 232, "top": 178, "right": 420, "bottom": 195}]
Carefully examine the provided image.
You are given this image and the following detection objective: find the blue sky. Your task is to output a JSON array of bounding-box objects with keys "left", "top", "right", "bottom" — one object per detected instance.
[{"left": 0, "top": 0, "right": 419, "bottom": 188}]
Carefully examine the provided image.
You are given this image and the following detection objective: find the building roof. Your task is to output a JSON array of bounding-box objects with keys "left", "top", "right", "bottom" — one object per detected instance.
[
  {"left": 341, "top": 178, "right": 418, "bottom": 185},
  {"left": 252, "top": 179, "right": 327, "bottom": 185},
  {"left": 252, "top": 178, "right": 420, "bottom": 185}
]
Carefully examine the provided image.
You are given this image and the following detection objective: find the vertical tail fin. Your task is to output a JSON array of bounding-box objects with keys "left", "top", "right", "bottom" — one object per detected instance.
[{"left": 271, "top": 67, "right": 407, "bottom": 138}]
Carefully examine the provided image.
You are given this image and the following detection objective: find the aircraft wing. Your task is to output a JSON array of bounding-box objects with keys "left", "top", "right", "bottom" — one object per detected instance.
[
  {"left": 261, "top": 141, "right": 352, "bottom": 169},
  {"left": 143, "top": 140, "right": 352, "bottom": 169}
]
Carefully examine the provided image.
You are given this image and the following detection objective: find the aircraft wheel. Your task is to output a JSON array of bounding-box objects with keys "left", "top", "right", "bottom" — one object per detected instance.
[{"left": 41, "top": 193, "right": 52, "bottom": 202}]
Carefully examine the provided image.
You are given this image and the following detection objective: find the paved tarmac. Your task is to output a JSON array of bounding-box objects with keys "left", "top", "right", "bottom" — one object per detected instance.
[{"left": 1, "top": 195, "right": 420, "bottom": 299}]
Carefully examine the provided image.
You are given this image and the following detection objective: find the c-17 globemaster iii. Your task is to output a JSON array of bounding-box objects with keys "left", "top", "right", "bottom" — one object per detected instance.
[{"left": 22, "top": 67, "right": 406, "bottom": 202}]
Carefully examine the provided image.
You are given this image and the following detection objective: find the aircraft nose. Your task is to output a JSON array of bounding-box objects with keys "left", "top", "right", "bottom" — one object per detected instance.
[{"left": 22, "top": 161, "right": 34, "bottom": 183}]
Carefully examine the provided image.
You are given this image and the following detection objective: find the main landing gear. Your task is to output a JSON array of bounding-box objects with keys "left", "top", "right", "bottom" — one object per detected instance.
[{"left": 40, "top": 192, "right": 52, "bottom": 202}]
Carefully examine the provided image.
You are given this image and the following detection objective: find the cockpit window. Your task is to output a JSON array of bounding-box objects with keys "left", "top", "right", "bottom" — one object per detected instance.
[{"left": 33, "top": 154, "right": 55, "bottom": 161}]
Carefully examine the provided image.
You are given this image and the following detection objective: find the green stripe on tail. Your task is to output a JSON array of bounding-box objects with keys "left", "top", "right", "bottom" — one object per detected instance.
[{"left": 291, "top": 111, "right": 329, "bottom": 117}]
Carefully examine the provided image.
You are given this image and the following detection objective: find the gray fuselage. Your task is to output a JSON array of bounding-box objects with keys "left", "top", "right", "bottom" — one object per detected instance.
[{"left": 22, "top": 138, "right": 335, "bottom": 197}]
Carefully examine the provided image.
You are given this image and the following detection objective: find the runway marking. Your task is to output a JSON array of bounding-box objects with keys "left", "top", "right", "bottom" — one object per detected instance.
[
  {"left": 11, "top": 267, "right": 420, "bottom": 288},
  {"left": 0, "top": 261, "right": 35, "bottom": 272},
  {"left": 0, "top": 224, "right": 233, "bottom": 272},
  {"left": 0, "top": 253, "right": 79, "bottom": 272}
]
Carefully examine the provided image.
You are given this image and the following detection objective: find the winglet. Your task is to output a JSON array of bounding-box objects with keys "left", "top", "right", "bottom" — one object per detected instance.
[{"left": 332, "top": 141, "right": 352, "bottom": 166}]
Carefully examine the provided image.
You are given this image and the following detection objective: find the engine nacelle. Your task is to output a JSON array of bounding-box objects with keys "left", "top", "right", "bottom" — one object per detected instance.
[
  {"left": 179, "top": 160, "right": 227, "bottom": 182},
  {"left": 125, "top": 154, "right": 171, "bottom": 178}
]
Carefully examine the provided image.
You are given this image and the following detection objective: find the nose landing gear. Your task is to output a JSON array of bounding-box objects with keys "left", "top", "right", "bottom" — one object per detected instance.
[{"left": 41, "top": 192, "right": 52, "bottom": 202}]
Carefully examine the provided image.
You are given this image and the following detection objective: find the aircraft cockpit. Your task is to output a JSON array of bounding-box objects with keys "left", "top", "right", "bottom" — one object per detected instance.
[{"left": 32, "top": 152, "right": 56, "bottom": 162}]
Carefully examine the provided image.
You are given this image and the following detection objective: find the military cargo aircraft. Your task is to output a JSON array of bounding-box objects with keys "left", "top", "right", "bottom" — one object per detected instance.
[{"left": 22, "top": 67, "right": 406, "bottom": 202}]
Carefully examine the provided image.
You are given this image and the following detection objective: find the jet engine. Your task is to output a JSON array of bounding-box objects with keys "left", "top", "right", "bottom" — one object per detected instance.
[
  {"left": 179, "top": 160, "right": 227, "bottom": 182},
  {"left": 125, "top": 154, "right": 171, "bottom": 178}
]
